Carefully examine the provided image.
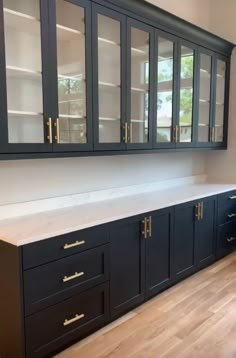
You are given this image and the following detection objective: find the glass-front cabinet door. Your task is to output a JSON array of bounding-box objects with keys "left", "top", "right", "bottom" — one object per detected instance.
[
  {"left": 155, "top": 33, "right": 176, "bottom": 148},
  {"left": 212, "top": 57, "right": 228, "bottom": 145},
  {"left": 197, "top": 51, "right": 212, "bottom": 145},
  {"left": 93, "top": 5, "right": 126, "bottom": 150},
  {"left": 177, "top": 43, "right": 196, "bottom": 147},
  {"left": 49, "top": 0, "right": 92, "bottom": 151},
  {"left": 127, "top": 19, "right": 153, "bottom": 149},
  {"left": 1, "top": 0, "right": 51, "bottom": 152}
]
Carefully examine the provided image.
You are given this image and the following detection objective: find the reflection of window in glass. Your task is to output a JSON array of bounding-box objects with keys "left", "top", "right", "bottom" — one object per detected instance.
[
  {"left": 156, "top": 38, "right": 174, "bottom": 143},
  {"left": 58, "top": 76, "right": 84, "bottom": 117},
  {"left": 179, "top": 47, "right": 194, "bottom": 142}
]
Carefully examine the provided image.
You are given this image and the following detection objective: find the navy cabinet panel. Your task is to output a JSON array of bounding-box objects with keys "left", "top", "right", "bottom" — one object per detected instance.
[
  {"left": 145, "top": 208, "right": 174, "bottom": 298},
  {"left": 196, "top": 197, "right": 216, "bottom": 269},
  {"left": 110, "top": 215, "right": 145, "bottom": 319},
  {"left": 173, "top": 202, "right": 196, "bottom": 280}
]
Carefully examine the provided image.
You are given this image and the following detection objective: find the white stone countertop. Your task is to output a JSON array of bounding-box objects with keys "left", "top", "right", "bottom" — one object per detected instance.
[{"left": 0, "top": 181, "right": 236, "bottom": 246}]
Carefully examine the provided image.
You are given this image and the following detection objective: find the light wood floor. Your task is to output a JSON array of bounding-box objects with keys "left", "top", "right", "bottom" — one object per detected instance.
[{"left": 56, "top": 253, "right": 236, "bottom": 358}]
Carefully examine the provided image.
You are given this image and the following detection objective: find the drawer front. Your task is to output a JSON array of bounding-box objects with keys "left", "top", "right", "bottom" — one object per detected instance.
[
  {"left": 23, "top": 224, "right": 109, "bottom": 270},
  {"left": 26, "top": 283, "right": 109, "bottom": 358},
  {"left": 218, "top": 191, "right": 236, "bottom": 224},
  {"left": 24, "top": 245, "right": 109, "bottom": 316},
  {"left": 217, "top": 222, "right": 236, "bottom": 259}
]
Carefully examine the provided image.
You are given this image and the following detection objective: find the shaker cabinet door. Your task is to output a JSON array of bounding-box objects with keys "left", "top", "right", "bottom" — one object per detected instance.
[
  {"left": 92, "top": 4, "right": 127, "bottom": 151},
  {"left": 110, "top": 216, "right": 145, "bottom": 319},
  {"left": 48, "top": 0, "right": 93, "bottom": 152},
  {"left": 0, "top": 0, "right": 52, "bottom": 153}
]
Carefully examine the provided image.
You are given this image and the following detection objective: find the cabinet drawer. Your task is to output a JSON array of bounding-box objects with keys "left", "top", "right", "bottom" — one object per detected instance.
[
  {"left": 24, "top": 245, "right": 109, "bottom": 316},
  {"left": 217, "top": 222, "right": 236, "bottom": 259},
  {"left": 23, "top": 224, "right": 109, "bottom": 270},
  {"left": 26, "top": 283, "right": 109, "bottom": 358},
  {"left": 218, "top": 190, "right": 236, "bottom": 209},
  {"left": 218, "top": 206, "right": 236, "bottom": 225}
]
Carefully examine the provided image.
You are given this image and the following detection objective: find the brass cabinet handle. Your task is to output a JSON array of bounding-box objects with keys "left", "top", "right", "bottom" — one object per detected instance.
[
  {"left": 129, "top": 123, "right": 133, "bottom": 144},
  {"left": 63, "top": 271, "right": 84, "bottom": 283},
  {"left": 147, "top": 216, "right": 152, "bottom": 237},
  {"left": 63, "top": 313, "right": 85, "bottom": 327},
  {"left": 229, "top": 196, "right": 236, "bottom": 200},
  {"left": 195, "top": 203, "right": 201, "bottom": 221},
  {"left": 63, "top": 240, "right": 85, "bottom": 250},
  {"left": 123, "top": 123, "right": 128, "bottom": 143},
  {"left": 200, "top": 202, "right": 204, "bottom": 220},
  {"left": 142, "top": 218, "right": 148, "bottom": 239},
  {"left": 173, "top": 126, "right": 176, "bottom": 143},
  {"left": 175, "top": 126, "right": 180, "bottom": 143},
  {"left": 227, "top": 237, "right": 236, "bottom": 243},
  {"left": 211, "top": 127, "right": 215, "bottom": 142},
  {"left": 47, "top": 118, "right": 52, "bottom": 144},
  {"left": 227, "top": 213, "right": 236, "bottom": 219},
  {"left": 54, "top": 118, "right": 60, "bottom": 144}
]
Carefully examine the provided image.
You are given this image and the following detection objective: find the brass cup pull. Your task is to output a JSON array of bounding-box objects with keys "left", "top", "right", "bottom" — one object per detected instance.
[
  {"left": 227, "top": 213, "right": 236, "bottom": 219},
  {"left": 227, "top": 237, "right": 236, "bottom": 243},
  {"left": 63, "top": 271, "right": 84, "bottom": 283},
  {"left": 54, "top": 118, "right": 60, "bottom": 144},
  {"left": 142, "top": 218, "right": 148, "bottom": 239},
  {"left": 47, "top": 118, "right": 52, "bottom": 144},
  {"left": 229, "top": 196, "right": 236, "bottom": 200},
  {"left": 63, "top": 240, "right": 85, "bottom": 250},
  {"left": 63, "top": 313, "right": 85, "bottom": 327}
]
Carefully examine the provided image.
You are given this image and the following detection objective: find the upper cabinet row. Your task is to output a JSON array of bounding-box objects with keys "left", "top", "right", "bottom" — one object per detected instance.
[{"left": 0, "top": 0, "right": 232, "bottom": 156}]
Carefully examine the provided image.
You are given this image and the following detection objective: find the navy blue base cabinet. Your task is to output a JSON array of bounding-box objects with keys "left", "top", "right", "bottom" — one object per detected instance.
[{"left": 0, "top": 192, "right": 235, "bottom": 357}]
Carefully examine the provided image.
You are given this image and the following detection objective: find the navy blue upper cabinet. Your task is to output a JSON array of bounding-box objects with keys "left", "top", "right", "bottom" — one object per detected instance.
[
  {"left": 0, "top": 0, "right": 233, "bottom": 158},
  {"left": 48, "top": 0, "right": 93, "bottom": 152},
  {"left": 0, "top": 0, "right": 52, "bottom": 153}
]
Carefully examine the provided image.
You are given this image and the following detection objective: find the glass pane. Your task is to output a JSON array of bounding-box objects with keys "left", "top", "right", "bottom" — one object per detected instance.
[
  {"left": 198, "top": 54, "right": 211, "bottom": 142},
  {"left": 98, "top": 15, "right": 121, "bottom": 143},
  {"left": 157, "top": 37, "right": 174, "bottom": 143},
  {"left": 179, "top": 46, "right": 194, "bottom": 143},
  {"left": 215, "top": 60, "right": 226, "bottom": 142},
  {"left": 56, "top": 0, "right": 87, "bottom": 144},
  {"left": 3, "top": 0, "right": 44, "bottom": 143},
  {"left": 130, "top": 27, "right": 150, "bottom": 144}
]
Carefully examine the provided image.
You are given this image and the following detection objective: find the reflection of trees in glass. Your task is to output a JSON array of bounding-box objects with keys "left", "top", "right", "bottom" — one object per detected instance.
[
  {"left": 180, "top": 55, "right": 193, "bottom": 125},
  {"left": 157, "top": 130, "right": 169, "bottom": 143},
  {"left": 58, "top": 76, "right": 84, "bottom": 117}
]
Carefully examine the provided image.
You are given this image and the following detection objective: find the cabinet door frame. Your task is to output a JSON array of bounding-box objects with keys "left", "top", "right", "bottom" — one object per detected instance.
[
  {"left": 210, "top": 53, "right": 230, "bottom": 149},
  {"left": 153, "top": 30, "right": 178, "bottom": 150},
  {"left": 48, "top": 0, "right": 93, "bottom": 152},
  {"left": 195, "top": 47, "right": 214, "bottom": 149},
  {"left": 92, "top": 3, "right": 127, "bottom": 151},
  {"left": 126, "top": 17, "right": 154, "bottom": 150},
  {"left": 0, "top": 0, "right": 53, "bottom": 153},
  {"left": 176, "top": 39, "right": 198, "bottom": 149}
]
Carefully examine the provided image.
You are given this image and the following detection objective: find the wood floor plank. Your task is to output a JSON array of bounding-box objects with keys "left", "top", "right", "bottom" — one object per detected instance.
[{"left": 55, "top": 253, "right": 236, "bottom": 358}]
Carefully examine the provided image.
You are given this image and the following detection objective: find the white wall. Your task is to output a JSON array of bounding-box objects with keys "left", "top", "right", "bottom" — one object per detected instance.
[
  {"left": 206, "top": 0, "right": 236, "bottom": 182},
  {"left": 146, "top": 0, "right": 211, "bottom": 31},
  {"left": 0, "top": 0, "right": 213, "bottom": 206}
]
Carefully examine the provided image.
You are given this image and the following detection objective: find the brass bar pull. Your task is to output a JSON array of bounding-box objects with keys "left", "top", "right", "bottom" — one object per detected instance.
[
  {"left": 211, "top": 127, "right": 215, "bottom": 142},
  {"left": 195, "top": 203, "right": 201, "bottom": 221},
  {"left": 227, "top": 237, "right": 236, "bottom": 243},
  {"left": 175, "top": 126, "right": 178, "bottom": 143},
  {"left": 123, "top": 123, "right": 128, "bottom": 144},
  {"left": 47, "top": 118, "right": 52, "bottom": 144},
  {"left": 63, "top": 313, "right": 85, "bottom": 327},
  {"left": 129, "top": 123, "right": 133, "bottom": 144},
  {"left": 142, "top": 218, "right": 148, "bottom": 239},
  {"left": 227, "top": 213, "right": 236, "bottom": 219},
  {"left": 55, "top": 118, "right": 60, "bottom": 144},
  {"left": 173, "top": 126, "right": 176, "bottom": 143},
  {"left": 229, "top": 196, "right": 236, "bottom": 200},
  {"left": 200, "top": 202, "right": 204, "bottom": 220},
  {"left": 147, "top": 216, "right": 152, "bottom": 237},
  {"left": 63, "top": 271, "right": 84, "bottom": 283},
  {"left": 63, "top": 240, "right": 85, "bottom": 250}
]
